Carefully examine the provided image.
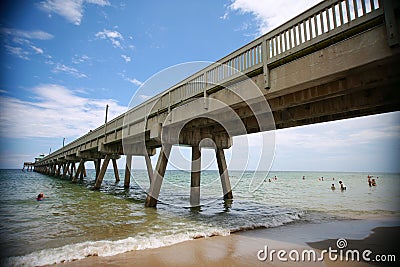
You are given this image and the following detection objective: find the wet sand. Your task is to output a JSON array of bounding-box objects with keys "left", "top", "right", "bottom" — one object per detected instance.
[{"left": 53, "top": 219, "right": 399, "bottom": 267}]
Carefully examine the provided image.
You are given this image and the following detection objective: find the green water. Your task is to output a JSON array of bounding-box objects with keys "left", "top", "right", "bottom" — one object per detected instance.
[{"left": 0, "top": 169, "right": 399, "bottom": 266}]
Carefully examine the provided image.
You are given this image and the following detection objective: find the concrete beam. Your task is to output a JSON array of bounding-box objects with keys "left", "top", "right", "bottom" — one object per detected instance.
[
  {"left": 162, "top": 125, "right": 232, "bottom": 149},
  {"left": 76, "top": 150, "right": 104, "bottom": 159},
  {"left": 98, "top": 142, "right": 123, "bottom": 154},
  {"left": 124, "top": 144, "right": 156, "bottom": 156}
]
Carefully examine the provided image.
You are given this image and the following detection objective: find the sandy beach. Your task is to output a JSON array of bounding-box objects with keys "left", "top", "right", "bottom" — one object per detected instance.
[{"left": 53, "top": 218, "right": 399, "bottom": 267}]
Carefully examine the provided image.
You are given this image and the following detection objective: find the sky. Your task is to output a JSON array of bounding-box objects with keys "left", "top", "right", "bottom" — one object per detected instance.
[{"left": 0, "top": 0, "right": 399, "bottom": 172}]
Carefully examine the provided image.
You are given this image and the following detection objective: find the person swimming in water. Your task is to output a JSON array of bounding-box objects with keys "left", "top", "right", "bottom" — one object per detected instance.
[
  {"left": 331, "top": 183, "right": 336, "bottom": 190},
  {"left": 36, "top": 192, "right": 45, "bottom": 201},
  {"left": 338, "top": 181, "right": 346, "bottom": 191}
]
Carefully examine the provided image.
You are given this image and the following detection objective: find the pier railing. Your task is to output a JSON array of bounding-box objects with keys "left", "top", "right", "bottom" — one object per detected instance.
[{"left": 37, "top": 0, "right": 383, "bottom": 164}]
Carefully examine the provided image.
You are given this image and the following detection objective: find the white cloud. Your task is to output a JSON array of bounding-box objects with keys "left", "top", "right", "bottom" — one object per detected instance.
[
  {"left": 1, "top": 28, "right": 51, "bottom": 60},
  {"left": 39, "top": 0, "right": 110, "bottom": 25},
  {"left": 96, "top": 29, "right": 123, "bottom": 39},
  {"left": 220, "top": 12, "right": 229, "bottom": 20},
  {"left": 1, "top": 28, "right": 54, "bottom": 40},
  {"left": 30, "top": 45, "right": 44, "bottom": 54},
  {"left": 121, "top": 54, "right": 131, "bottom": 62},
  {"left": 119, "top": 72, "right": 143, "bottom": 86},
  {"left": 95, "top": 29, "right": 124, "bottom": 48},
  {"left": 95, "top": 29, "right": 135, "bottom": 50},
  {"left": 4, "top": 45, "right": 30, "bottom": 60},
  {"left": 72, "top": 54, "right": 90, "bottom": 64},
  {"left": 0, "top": 84, "right": 126, "bottom": 139},
  {"left": 228, "top": 0, "right": 323, "bottom": 35},
  {"left": 268, "top": 112, "right": 400, "bottom": 172},
  {"left": 126, "top": 78, "right": 143, "bottom": 86},
  {"left": 85, "top": 0, "right": 109, "bottom": 5},
  {"left": 276, "top": 112, "right": 400, "bottom": 151},
  {"left": 53, "top": 63, "right": 88, "bottom": 78}
]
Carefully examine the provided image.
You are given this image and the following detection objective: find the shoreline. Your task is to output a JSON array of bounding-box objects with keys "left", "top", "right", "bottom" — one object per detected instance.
[{"left": 51, "top": 217, "right": 399, "bottom": 267}]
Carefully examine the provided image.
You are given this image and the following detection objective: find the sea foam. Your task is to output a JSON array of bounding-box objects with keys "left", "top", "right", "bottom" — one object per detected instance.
[
  {"left": 3, "top": 229, "right": 229, "bottom": 267},
  {"left": 3, "top": 211, "right": 303, "bottom": 267}
]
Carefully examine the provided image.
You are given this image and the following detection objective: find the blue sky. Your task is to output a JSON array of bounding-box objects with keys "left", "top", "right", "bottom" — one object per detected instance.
[{"left": 0, "top": 0, "right": 399, "bottom": 172}]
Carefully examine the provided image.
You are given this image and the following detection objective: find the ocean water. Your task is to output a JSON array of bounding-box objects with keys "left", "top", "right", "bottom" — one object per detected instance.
[{"left": 0, "top": 169, "right": 399, "bottom": 266}]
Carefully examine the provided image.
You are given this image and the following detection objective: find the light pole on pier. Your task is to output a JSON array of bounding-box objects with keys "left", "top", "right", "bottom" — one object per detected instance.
[
  {"left": 104, "top": 104, "right": 109, "bottom": 142},
  {"left": 105, "top": 104, "right": 109, "bottom": 124}
]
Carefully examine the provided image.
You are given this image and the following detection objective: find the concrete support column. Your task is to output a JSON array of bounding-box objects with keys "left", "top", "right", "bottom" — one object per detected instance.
[
  {"left": 94, "top": 155, "right": 111, "bottom": 189},
  {"left": 112, "top": 158, "right": 120, "bottom": 183},
  {"left": 190, "top": 145, "right": 201, "bottom": 207},
  {"left": 94, "top": 159, "right": 101, "bottom": 182},
  {"left": 56, "top": 164, "right": 62, "bottom": 176},
  {"left": 124, "top": 154, "right": 132, "bottom": 188},
  {"left": 145, "top": 145, "right": 171, "bottom": 207},
  {"left": 80, "top": 163, "right": 86, "bottom": 180},
  {"left": 62, "top": 162, "right": 70, "bottom": 179},
  {"left": 145, "top": 154, "right": 154, "bottom": 184},
  {"left": 66, "top": 163, "right": 71, "bottom": 175},
  {"left": 51, "top": 164, "right": 56, "bottom": 176},
  {"left": 72, "top": 159, "right": 84, "bottom": 182},
  {"left": 69, "top": 163, "right": 74, "bottom": 180},
  {"left": 216, "top": 148, "right": 233, "bottom": 200}
]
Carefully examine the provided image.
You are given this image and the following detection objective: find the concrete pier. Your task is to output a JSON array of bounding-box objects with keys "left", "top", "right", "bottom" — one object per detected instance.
[
  {"left": 22, "top": 162, "right": 34, "bottom": 171},
  {"left": 32, "top": 0, "right": 400, "bottom": 208}
]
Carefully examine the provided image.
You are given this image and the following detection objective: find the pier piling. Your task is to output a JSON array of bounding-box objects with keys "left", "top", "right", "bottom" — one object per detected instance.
[
  {"left": 124, "top": 154, "right": 132, "bottom": 188},
  {"left": 112, "top": 158, "right": 120, "bottom": 183},
  {"left": 94, "top": 155, "right": 111, "bottom": 189},
  {"left": 190, "top": 145, "right": 201, "bottom": 207},
  {"left": 145, "top": 145, "right": 171, "bottom": 207},
  {"left": 216, "top": 148, "right": 233, "bottom": 200}
]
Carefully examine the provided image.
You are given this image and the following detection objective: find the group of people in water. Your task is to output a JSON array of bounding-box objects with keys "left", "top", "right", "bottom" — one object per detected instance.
[
  {"left": 264, "top": 175, "right": 278, "bottom": 182},
  {"left": 263, "top": 175, "right": 349, "bottom": 191},
  {"left": 367, "top": 175, "right": 377, "bottom": 187},
  {"left": 263, "top": 174, "right": 380, "bottom": 192},
  {"left": 331, "top": 180, "right": 347, "bottom": 191}
]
